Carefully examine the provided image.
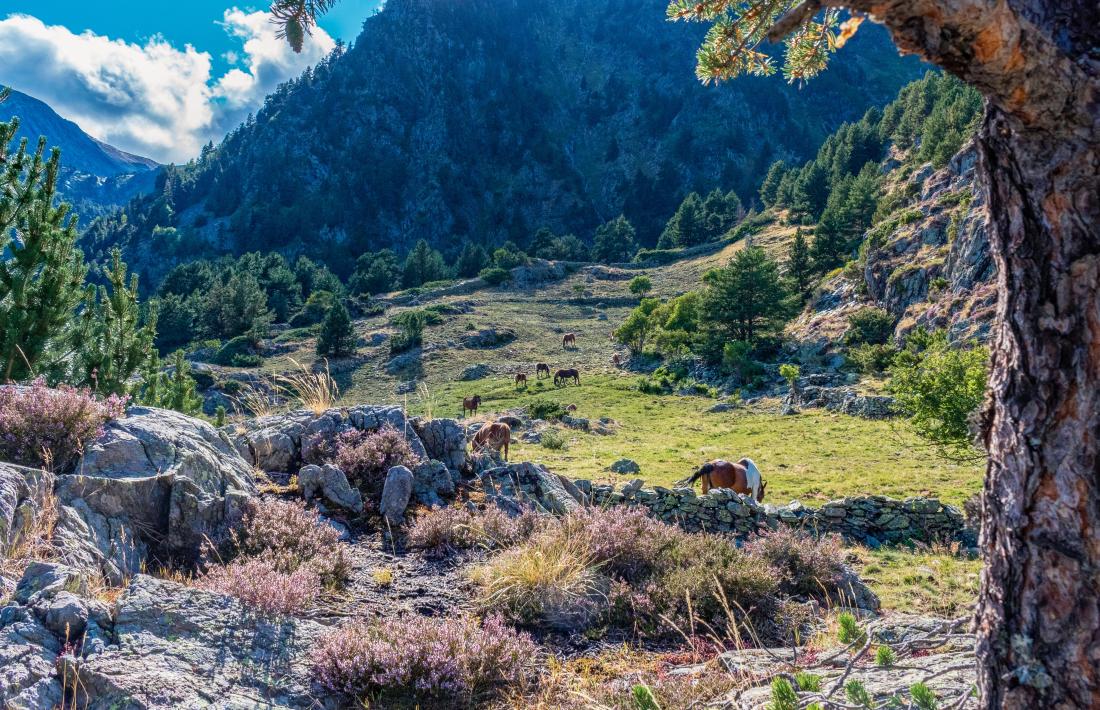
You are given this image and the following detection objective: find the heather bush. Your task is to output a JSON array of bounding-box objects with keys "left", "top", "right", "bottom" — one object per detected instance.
[
  {"left": 555, "top": 506, "right": 679, "bottom": 582},
  {"left": 407, "top": 506, "right": 541, "bottom": 555},
  {"left": 744, "top": 528, "right": 847, "bottom": 600},
  {"left": 312, "top": 613, "right": 536, "bottom": 701},
  {"left": 196, "top": 558, "right": 320, "bottom": 615},
  {"left": 331, "top": 426, "right": 422, "bottom": 499},
  {"left": 228, "top": 498, "right": 351, "bottom": 587},
  {"left": 0, "top": 379, "right": 126, "bottom": 471},
  {"left": 638, "top": 532, "right": 780, "bottom": 634}
]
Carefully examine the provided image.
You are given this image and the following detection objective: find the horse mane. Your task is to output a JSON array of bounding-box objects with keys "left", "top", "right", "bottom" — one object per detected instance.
[{"left": 739, "top": 457, "right": 762, "bottom": 500}]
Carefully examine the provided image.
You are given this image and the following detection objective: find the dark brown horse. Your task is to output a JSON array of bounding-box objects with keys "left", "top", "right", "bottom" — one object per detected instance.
[
  {"left": 611, "top": 353, "right": 622, "bottom": 367},
  {"left": 462, "top": 395, "right": 482, "bottom": 417},
  {"left": 562, "top": 333, "right": 577, "bottom": 349},
  {"left": 554, "top": 368, "right": 580, "bottom": 386},
  {"left": 536, "top": 363, "right": 551, "bottom": 379},
  {"left": 514, "top": 373, "right": 528, "bottom": 387},
  {"left": 472, "top": 422, "right": 511, "bottom": 461},
  {"left": 686, "top": 458, "right": 766, "bottom": 501}
]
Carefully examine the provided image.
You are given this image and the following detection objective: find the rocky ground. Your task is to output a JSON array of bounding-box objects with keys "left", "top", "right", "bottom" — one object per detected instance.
[{"left": 0, "top": 400, "right": 981, "bottom": 709}]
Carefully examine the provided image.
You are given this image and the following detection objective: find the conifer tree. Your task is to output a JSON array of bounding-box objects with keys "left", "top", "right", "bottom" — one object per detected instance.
[
  {"left": 592, "top": 215, "right": 637, "bottom": 263},
  {"left": 810, "top": 213, "right": 848, "bottom": 273},
  {"left": 659, "top": 192, "right": 704, "bottom": 248},
  {"left": 349, "top": 249, "right": 400, "bottom": 295},
  {"left": 759, "top": 160, "right": 787, "bottom": 206},
  {"left": 140, "top": 350, "right": 202, "bottom": 415},
  {"left": 455, "top": 242, "right": 489, "bottom": 278},
  {"left": 0, "top": 123, "right": 86, "bottom": 381},
  {"left": 66, "top": 249, "right": 157, "bottom": 394},
  {"left": 402, "top": 239, "right": 449, "bottom": 288},
  {"left": 700, "top": 246, "right": 791, "bottom": 346},
  {"left": 786, "top": 228, "right": 814, "bottom": 300},
  {"left": 316, "top": 300, "right": 356, "bottom": 357}
]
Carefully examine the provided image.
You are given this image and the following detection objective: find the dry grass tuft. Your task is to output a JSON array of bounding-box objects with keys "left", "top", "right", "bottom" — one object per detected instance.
[
  {"left": 278, "top": 357, "right": 340, "bottom": 414},
  {"left": 471, "top": 537, "right": 605, "bottom": 631}
]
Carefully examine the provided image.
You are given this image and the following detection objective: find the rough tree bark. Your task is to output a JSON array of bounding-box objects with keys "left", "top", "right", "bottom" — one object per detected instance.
[{"left": 802, "top": 1, "right": 1099, "bottom": 706}]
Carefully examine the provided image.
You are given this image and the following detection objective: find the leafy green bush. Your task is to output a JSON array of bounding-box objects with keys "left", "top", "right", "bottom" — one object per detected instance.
[
  {"left": 289, "top": 290, "right": 335, "bottom": 328},
  {"left": 844, "top": 307, "right": 895, "bottom": 346},
  {"left": 629, "top": 275, "right": 653, "bottom": 295},
  {"left": 213, "top": 336, "right": 262, "bottom": 367},
  {"left": 540, "top": 428, "right": 569, "bottom": 450},
  {"left": 632, "top": 247, "right": 683, "bottom": 265},
  {"left": 848, "top": 343, "right": 898, "bottom": 374},
  {"left": 479, "top": 266, "right": 512, "bottom": 286},
  {"left": 779, "top": 363, "right": 800, "bottom": 388},
  {"left": 721, "top": 341, "right": 764, "bottom": 384},
  {"left": 888, "top": 329, "right": 988, "bottom": 461},
  {"left": 527, "top": 398, "right": 566, "bottom": 421}
]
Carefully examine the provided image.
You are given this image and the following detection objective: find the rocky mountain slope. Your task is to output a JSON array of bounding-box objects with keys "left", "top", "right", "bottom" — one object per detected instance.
[
  {"left": 789, "top": 140, "right": 994, "bottom": 349},
  {"left": 0, "top": 90, "right": 159, "bottom": 220},
  {"left": 88, "top": 0, "right": 922, "bottom": 278}
]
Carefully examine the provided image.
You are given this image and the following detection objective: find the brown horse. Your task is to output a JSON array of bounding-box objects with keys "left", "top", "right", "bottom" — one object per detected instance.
[
  {"left": 536, "top": 363, "right": 551, "bottom": 379},
  {"left": 472, "top": 422, "right": 511, "bottom": 461},
  {"left": 514, "top": 373, "right": 528, "bottom": 387},
  {"left": 562, "top": 333, "right": 577, "bottom": 349},
  {"left": 611, "top": 353, "right": 622, "bottom": 367},
  {"left": 462, "top": 395, "right": 482, "bottom": 417},
  {"left": 554, "top": 368, "right": 580, "bottom": 386},
  {"left": 686, "top": 458, "right": 766, "bottom": 501}
]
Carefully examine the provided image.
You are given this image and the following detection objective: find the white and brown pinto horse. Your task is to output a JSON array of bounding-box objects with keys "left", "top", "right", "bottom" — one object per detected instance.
[{"left": 686, "top": 458, "right": 766, "bottom": 501}]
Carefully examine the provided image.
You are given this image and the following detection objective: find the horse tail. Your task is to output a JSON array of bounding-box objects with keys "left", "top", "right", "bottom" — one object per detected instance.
[{"left": 686, "top": 463, "right": 713, "bottom": 486}]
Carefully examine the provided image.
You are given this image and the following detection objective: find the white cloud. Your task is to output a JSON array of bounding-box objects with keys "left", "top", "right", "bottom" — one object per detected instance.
[{"left": 0, "top": 9, "right": 334, "bottom": 163}]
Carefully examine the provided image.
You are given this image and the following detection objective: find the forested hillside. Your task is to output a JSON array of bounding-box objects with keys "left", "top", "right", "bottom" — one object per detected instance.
[{"left": 84, "top": 0, "right": 921, "bottom": 286}]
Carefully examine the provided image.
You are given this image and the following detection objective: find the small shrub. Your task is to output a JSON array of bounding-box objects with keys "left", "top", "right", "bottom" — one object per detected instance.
[
  {"left": 407, "top": 506, "right": 543, "bottom": 556},
  {"left": 845, "top": 308, "right": 895, "bottom": 346},
  {"left": 471, "top": 537, "right": 605, "bottom": 631},
  {"left": 556, "top": 506, "right": 675, "bottom": 583},
  {"left": 629, "top": 275, "right": 653, "bottom": 296},
  {"left": 0, "top": 379, "right": 127, "bottom": 471},
  {"left": 229, "top": 498, "right": 351, "bottom": 587},
  {"left": 876, "top": 644, "right": 897, "bottom": 667},
  {"left": 479, "top": 266, "right": 512, "bottom": 286},
  {"left": 794, "top": 671, "right": 822, "bottom": 692},
  {"left": 744, "top": 528, "right": 846, "bottom": 600},
  {"left": 196, "top": 558, "right": 319, "bottom": 615},
  {"left": 312, "top": 613, "right": 536, "bottom": 701},
  {"left": 848, "top": 343, "right": 898, "bottom": 374},
  {"left": 389, "top": 310, "right": 426, "bottom": 355},
  {"left": 213, "top": 335, "right": 262, "bottom": 367},
  {"left": 769, "top": 677, "right": 799, "bottom": 710},
  {"left": 331, "top": 426, "right": 422, "bottom": 500},
  {"left": 836, "top": 611, "right": 867, "bottom": 646},
  {"left": 539, "top": 427, "right": 568, "bottom": 450},
  {"left": 845, "top": 679, "right": 873, "bottom": 708},
  {"left": 527, "top": 398, "right": 566, "bottom": 421},
  {"left": 910, "top": 682, "right": 939, "bottom": 710},
  {"left": 214, "top": 405, "right": 226, "bottom": 427},
  {"left": 778, "top": 363, "right": 800, "bottom": 388},
  {"left": 632, "top": 684, "right": 661, "bottom": 710}
]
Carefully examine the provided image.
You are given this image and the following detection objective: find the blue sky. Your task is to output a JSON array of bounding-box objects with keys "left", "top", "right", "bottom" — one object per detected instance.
[{"left": 0, "top": 1, "right": 383, "bottom": 162}]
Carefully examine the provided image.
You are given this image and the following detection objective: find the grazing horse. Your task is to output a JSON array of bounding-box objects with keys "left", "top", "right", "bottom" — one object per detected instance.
[
  {"left": 462, "top": 395, "right": 482, "bottom": 417},
  {"left": 686, "top": 458, "right": 766, "bottom": 501},
  {"left": 562, "top": 333, "right": 577, "bottom": 349},
  {"left": 536, "top": 363, "right": 551, "bottom": 380},
  {"left": 472, "top": 422, "right": 511, "bottom": 461},
  {"left": 554, "top": 368, "right": 580, "bottom": 386},
  {"left": 514, "top": 373, "right": 528, "bottom": 387},
  {"left": 611, "top": 353, "right": 622, "bottom": 367}
]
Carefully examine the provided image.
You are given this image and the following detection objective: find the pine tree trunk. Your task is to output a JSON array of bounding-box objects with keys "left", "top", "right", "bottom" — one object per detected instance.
[{"left": 816, "top": 0, "right": 1100, "bottom": 705}]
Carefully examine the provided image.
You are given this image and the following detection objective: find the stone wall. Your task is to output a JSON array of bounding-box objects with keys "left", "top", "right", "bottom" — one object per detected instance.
[{"left": 575, "top": 480, "right": 969, "bottom": 548}]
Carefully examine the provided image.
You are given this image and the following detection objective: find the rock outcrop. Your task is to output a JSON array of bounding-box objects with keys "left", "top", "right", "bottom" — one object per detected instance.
[
  {"left": 54, "top": 407, "right": 256, "bottom": 583},
  {"left": 481, "top": 462, "right": 586, "bottom": 515}
]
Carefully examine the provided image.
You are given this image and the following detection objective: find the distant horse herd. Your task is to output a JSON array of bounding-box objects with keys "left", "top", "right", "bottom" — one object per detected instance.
[{"left": 460, "top": 332, "right": 769, "bottom": 500}]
